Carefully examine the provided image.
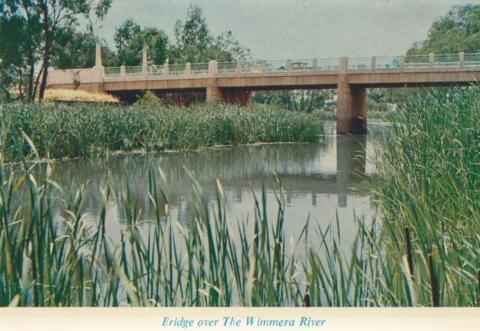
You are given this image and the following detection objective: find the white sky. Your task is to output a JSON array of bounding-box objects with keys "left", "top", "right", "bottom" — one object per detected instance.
[{"left": 96, "top": 0, "right": 477, "bottom": 60}]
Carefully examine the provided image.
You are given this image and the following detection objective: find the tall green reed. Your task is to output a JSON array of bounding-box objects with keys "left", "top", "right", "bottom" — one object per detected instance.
[{"left": 0, "top": 102, "right": 324, "bottom": 162}]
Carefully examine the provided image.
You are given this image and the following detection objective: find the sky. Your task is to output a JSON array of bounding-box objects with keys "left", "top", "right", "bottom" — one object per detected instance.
[{"left": 95, "top": 0, "right": 477, "bottom": 60}]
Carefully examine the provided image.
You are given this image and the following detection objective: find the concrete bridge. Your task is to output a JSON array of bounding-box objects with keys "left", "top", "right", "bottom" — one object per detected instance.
[{"left": 46, "top": 43, "right": 480, "bottom": 134}]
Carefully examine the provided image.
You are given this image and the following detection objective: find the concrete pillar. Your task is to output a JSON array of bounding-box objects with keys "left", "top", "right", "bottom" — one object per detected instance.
[
  {"left": 371, "top": 56, "right": 376, "bottom": 70},
  {"left": 185, "top": 62, "right": 191, "bottom": 74},
  {"left": 459, "top": 52, "right": 464, "bottom": 68},
  {"left": 336, "top": 57, "right": 367, "bottom": 134},
  {"left": 142, "top": 44, "right": 148, "bottom": 76},
  {"left": 208, "top": 60, "right": 218, "bottom": 75},
  {"left": 207, "top": 60, "right": 222, "bottom": 102},
  {"left": 429, "top": 53, "right": 435, "bottom": 67},
  {"left": 206, "top": 84, "right": 223, "bottom": 103},
  {"left": 120, "top": 65, "right": 126, "bottom": 78},
  {"left": 94, "top": 42, "right": 102, "bottom": 68},
  {"left": 163, "top": 61, "right": 169, "bottom": 76}
]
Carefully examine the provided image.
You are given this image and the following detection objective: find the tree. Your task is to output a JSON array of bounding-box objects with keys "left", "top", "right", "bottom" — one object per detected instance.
[
  {"left": 170, "top": 5, "right": 251, "bottom": 64},
  {"left": 408, "top": 4, "right": 480, "bottom": 55},
  {"left": 51, "top": 27, "right": 115, "bottom": 69},
  {"left": 253, "top": 90, "right": 334, "bottom": 112},
  {"left": 113, "top": 19, "right": 168, "bottom": 66},
  {"left": 375, "top": 4, "right": 480, "bottom": 109},
  {"left": 0, "top": 1, "right": 42, "bottom": 101},
  {"left": 0, "top": 0, "right": 111, "bottom": 101}
]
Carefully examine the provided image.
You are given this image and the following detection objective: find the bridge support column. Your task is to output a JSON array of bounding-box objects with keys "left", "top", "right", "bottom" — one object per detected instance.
[
  {"left": 336, "top": 57, "right": 367, "bottom": 134},
  {"left": 206, "top": 83, "right": 224, "bottom": 103},
  {"left": 336, "top": 84, "right": 367, "bottom": 134}
]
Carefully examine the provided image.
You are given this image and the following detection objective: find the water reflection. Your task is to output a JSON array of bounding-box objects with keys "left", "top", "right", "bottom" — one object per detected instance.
[
  {"left": 336, "top": 134, "right": 367, "bottom": 208},
  {"left": 26, "top": 123, "right": 389, "bottom": 247}
]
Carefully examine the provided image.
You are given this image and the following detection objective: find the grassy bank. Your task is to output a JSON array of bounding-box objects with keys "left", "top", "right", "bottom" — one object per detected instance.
[{"left": 0, "top": 102, "right": 323, "bottom": 162}]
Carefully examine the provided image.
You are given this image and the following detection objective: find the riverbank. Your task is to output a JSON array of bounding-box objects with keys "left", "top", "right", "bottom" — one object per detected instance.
[{"left": 0, "top": 102, "right": 324, "bottom": 162}]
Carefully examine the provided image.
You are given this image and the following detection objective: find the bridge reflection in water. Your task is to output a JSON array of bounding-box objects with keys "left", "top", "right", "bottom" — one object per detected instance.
[{"left": 29, "top": 129, "right": 379, "bottom": 228}]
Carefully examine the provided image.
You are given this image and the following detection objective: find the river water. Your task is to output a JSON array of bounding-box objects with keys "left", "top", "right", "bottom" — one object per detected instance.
[{"left": 41, "top": 122, "right": 389, "bottom": 247}]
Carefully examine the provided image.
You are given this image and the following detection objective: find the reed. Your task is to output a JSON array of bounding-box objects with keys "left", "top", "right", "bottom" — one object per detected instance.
[
  {"left": 0, "top": 102, "right": 324, "bottom": 162},
  {"left": 374, "top": 87, "right": 480, "bottom": 307}
]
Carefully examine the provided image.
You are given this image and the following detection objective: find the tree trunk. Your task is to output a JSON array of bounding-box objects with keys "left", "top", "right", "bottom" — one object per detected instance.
[
  {"left": 38, "top": 1, "right": 50, "bottom": 101},
  {"left": 28, "top": 60, "right": 35, "bottom": 101}
]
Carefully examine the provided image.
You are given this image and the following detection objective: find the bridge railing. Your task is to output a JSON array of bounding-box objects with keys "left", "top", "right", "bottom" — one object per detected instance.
[
  {"left": 217, "top": 58, "right": 339, "bottom": 74},
  {"left": 101, "top": 52, "right": 480, "bottom": 80},
  {"left": 464, "top": 53, "right": 480, "bottom": 67}
]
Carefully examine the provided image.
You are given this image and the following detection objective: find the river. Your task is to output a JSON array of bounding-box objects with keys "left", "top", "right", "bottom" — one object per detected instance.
[{"left": 37, "top": 121, "right": 389, "bottom": 248}]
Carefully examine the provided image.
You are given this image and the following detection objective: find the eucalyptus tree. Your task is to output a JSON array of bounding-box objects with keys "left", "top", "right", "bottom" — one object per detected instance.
[{"left": 0, "top": 0, "right": 111, "bottom": 101}]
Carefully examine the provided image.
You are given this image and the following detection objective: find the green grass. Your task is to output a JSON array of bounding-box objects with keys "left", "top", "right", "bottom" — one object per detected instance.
[{"left": 0, "top": 102, "right": 324, "bottom": 162}]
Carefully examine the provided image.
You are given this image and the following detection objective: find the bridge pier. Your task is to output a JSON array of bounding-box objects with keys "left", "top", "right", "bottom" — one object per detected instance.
[
  {"left": 336, "top": 57, "right": 367, "bottom": 134},
  {"left": 336, "top": 84, "right": 367, "bottom": 134}
]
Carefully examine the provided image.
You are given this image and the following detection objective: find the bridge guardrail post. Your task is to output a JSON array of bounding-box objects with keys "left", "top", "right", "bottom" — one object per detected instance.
[
  {"left": 120, "top": 65, "right": 126, "bottom": 78},
  {"left": 287, "top": 60, "right": 292, "bottom": 71},
  {"left": 429, "top": 53, "right": 435, "bottom": 68},
  {"left": 236, "top": 63, "right": 242, "bottom": 73},
  {"left": 208, "top": 60, "right": 218, "bottom": 76},
  {"left": 400, "top": 55, "right": 405, "bottom": 70},
  {"left": 459, "top": 52, "right": 465, "bottom": 68},
  {"left": 371, "top": 56, "right": 376, "bottom": 70},
  {"left": 313, "top": 58, "right": 318, "bottom": 71},
  {"left": 260, "top": 62, "right": 267, "bottom": 72},
  {"left": 163, "top": 61, "right": 169, "bottom": 76},
  {"left": 142, "top": 44, "right": 148, "bottom": 77},
  {"left": 94, "top": 42, "right": 102, "bottom": 68},
  {"left": 185, "top": 62, "right": 191, "bottom": 75},
  {"left": 339, "top": 57, "right": 348, "bottom": 74}
]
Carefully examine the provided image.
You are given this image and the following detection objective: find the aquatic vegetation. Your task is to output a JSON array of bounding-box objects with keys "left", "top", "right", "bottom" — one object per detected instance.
[
  {"left": 0, "top": 102, "right": 324, "bottom": 162},
  {"left": 375, "top": 87, "right": 480, "bottom": 307}
]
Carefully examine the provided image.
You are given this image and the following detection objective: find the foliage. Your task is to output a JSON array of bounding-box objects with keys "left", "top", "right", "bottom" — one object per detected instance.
[
  {"left": 376, "top": 4, "right": 480, "bottom": 106},
  {"left": 0, "top": 103, "right": 324, "bottom": 161},
  {"left": 408, "top": 4, "right": 480, "bottom": 54},
  {"left": 170, "top": 5, "right": 251, "bottom": 64},
  {"left": 374, "top": 87, "right": 480, "bottom": 306},
  {"left": 51, "top": 28, "right": 114, "bottom": 69},
  {"left": 112, "top": 19, "right": 168, "bottom": 66},
  {"left": 253, "top": 90, "right": 335, "bottom": 112},
  {"left": 0, "top": 0, "right": 112, "bottom": 101}
]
